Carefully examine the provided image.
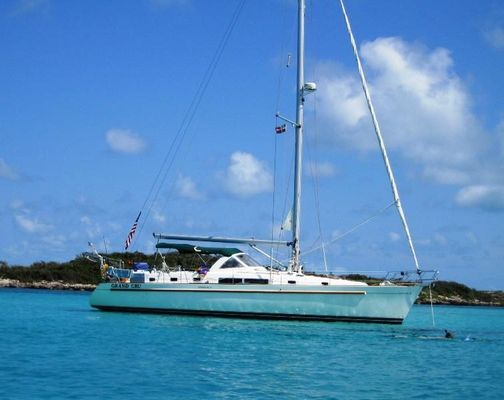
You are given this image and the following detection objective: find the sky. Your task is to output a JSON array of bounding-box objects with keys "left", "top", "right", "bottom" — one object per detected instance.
[{"left": 1, "top": 0, "right": 503, "bottom": 290}]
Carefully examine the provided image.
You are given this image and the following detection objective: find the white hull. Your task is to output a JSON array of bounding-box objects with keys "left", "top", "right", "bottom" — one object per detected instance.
[{"left": 90, "top": 282, "right": 422, "bottom": 324}]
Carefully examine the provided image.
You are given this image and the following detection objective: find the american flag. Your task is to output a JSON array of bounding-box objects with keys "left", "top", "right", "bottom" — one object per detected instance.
[{"left": 124, "top": 212, "right": 141, "bottom": 250}]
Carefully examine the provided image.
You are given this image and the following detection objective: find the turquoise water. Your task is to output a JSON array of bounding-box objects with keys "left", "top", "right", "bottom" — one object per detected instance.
[{"left": 1, "top": 289, "right": 503, "bottom": 399}]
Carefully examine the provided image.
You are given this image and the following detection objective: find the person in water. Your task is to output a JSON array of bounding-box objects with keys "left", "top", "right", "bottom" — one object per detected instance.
[{"left": 444, "top": 329, "right": 455, "bottom": 339}]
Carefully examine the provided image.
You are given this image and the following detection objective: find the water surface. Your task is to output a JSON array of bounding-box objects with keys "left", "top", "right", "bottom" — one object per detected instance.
[{"left": 1, "top": 289, "right": 502, "bottom": 399}]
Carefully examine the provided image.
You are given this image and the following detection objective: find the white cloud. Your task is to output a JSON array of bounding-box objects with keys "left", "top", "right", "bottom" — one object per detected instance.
[
  {"left": 316, "top": 37, "right": 484, "bottom": 185},
  {"left": 175, "top": 174, "right": 205, "bottom": 200},
  {"left": 433, "top": 233, "right": 448, "bottom": 246},
  {"left": 331, "top": 230, "right": 342, "bottom": 240},
  {"left": 422, "top": 166, "right": 470, "bottom": 185},
  {"left": 107, "top": 221, "right": 122, "bottom": 231},
  {"left": 318, "top": 70, "right": 368, "bottom": 130},
  {"left": 40, "top": 234, "right": 66, "bottom": 248},
  {"left": 11, "top": 0, "right": 50, "bottom": 16},
  {"left": 455, "top": 185, "right": 504, "bottom": 211},
  {"left": 105, "top": 129, "right": 146, "bottom": 154},
  {"left": 152, "top": 209, "right": 167, "bottom": 224},
  {"left": 483, "top": 26, "right": 504, "bottom": 49},
  {"left": 80, "top": 215, "right": 102, "bottom": 238},
  {"left": 416, "top": 233, "right": 449, "bottom": 247},
  {"left": 9, "top": 200, "right": 25, "bottom": 210},
  {"left": 224, "top": 151, "right": 273, "bottom": 197},
  {"left": 304, "top": 161, "right": 337, "bottom": 178},
  {"left": 389, "top": 232, "right": 401, "bottom": 242},
  {"left": 416, "top": 238, "right": 431, "bottom": 246},
  {"left": 12, "top": 203, "right": 55, "bottom": 235},
  {"left": 15, "top": 214, "right": 52, "bottom": 233},
  {"left": 0, "top": 158, "right": 20, "bottom": 180}
]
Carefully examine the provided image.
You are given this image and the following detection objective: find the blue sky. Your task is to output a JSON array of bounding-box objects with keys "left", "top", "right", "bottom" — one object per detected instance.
[{"left": 1, "top": 0, "right": 503, "bottom": 289}]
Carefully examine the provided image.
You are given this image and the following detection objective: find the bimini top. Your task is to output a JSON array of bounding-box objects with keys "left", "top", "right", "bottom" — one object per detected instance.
[{"left": 155, "top": 242, "right": 242, "bottom": 257}]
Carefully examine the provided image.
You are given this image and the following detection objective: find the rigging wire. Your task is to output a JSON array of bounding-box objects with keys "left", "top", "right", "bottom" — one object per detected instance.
[
  {"left": 429, "top": 284, "right": 436, "bottom": 327},
  {"left": 271, "top": 2, "right": 295, "bottom": 264},
  {"left": 270, "top": 133, "right": 279, "bottom": 269},
  {"left": 130, "top": 0, "right": 247, "bottom": 250},
  {"left": 338, "top": 0, "right": 420, "bottom": 271},
  {"left": 302, "top": 201, "right": 396, "bottom": 257},
  {"left": 304, "top": 1, "right": 329, "bottom": 272},
  {"left": 305, "top": 118, "right": 329, "bottom": 271}
]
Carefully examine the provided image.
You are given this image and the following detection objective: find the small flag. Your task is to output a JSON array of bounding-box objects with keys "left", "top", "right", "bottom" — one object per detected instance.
[
  {"left": 125, "top": 211, "right": 141, "bottom": 250},
  {"left": 275, "top": 124, "right": 286, "bottom": 134}
]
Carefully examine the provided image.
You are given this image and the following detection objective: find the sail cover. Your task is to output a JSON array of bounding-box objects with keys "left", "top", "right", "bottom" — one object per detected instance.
[{"left": 155, "top": 242, "right": 241, "bottom": 257}]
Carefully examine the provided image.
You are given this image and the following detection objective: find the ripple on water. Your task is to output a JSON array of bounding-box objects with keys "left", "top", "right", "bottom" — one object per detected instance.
[{"left": 0, "top": 290, "right": 503, "bottom": 400}]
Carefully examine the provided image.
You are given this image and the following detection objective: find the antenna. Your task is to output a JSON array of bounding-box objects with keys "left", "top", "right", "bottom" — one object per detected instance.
[{"left": 102, "top": 235, "right": 108, "bottom": 254}]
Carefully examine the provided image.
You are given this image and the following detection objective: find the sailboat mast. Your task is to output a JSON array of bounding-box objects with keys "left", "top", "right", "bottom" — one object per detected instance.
[{"left": 291, "top": 0, "right": 305, "bottom": 272}]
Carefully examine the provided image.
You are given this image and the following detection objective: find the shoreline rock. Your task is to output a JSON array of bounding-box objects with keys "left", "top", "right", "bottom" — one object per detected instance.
[
  {"left": 416, "top": 298, "right": 502, "bottom": 307},
  {"left": 416, "top": 291, "right": 504, "bottom": 307},
  {"left": 0, "top": 279, "right": 96, "bottom": 291}
]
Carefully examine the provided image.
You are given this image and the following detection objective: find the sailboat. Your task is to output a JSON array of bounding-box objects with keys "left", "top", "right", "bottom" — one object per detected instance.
[{"left": 89, "top": 0, "right": 437, "bottom": 324}]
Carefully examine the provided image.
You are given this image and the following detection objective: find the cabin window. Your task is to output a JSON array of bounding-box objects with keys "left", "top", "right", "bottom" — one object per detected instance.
[
  {"left": 244, "top": 278, "right": 269, "bottom": 284},
  {"left": 218, "top": 277, "right": 243, "bottom": 284},
  {"left": 170, "top": 277, "right": 178, "bottom": 282},
  {"left": 321, "top": 282, "right": 328, "bottom": 286},
  {"left": 288, "top": 280, "right": 296, "bottom": 284},
  {"left": 236, "top": 254, "right": 260, "bottom": 267},
  {"left": 130, "top": 274, "right": 145, "bottom": 283},
  {"left": 149, "top": 277, "right": 156, "bottom": 282},
  {"left": 221, "top": 258, "right": 241, "bottom": 269}
]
